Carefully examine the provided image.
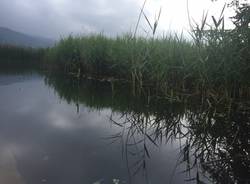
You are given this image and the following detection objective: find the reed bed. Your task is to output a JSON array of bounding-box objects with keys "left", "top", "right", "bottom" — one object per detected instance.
[
  {"left": 44, "top": 28, "right": 250, "bottom": 101},
  {"left": 1, "top": 3, "right": 249, "bottom": 101},
  {"left": 44, "top": 3, "right": 250, "bottom": 101},
  {"left": 45, "top": 34, "right": 196, "bottom": 84}
]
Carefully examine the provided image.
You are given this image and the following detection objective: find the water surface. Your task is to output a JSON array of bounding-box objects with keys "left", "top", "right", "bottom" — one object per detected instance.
[{"left": 0, "top": 72, "right": 249, "bottom": 184}]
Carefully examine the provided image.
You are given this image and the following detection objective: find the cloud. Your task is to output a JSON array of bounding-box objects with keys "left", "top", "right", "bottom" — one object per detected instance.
[
  {"left": 0, "top": 0, "right": 235, "bottom": 39},
  {"left": 0, "top": 0, "right": 143, "bottom": 39}
]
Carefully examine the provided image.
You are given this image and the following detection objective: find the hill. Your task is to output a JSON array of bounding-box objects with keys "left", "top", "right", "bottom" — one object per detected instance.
[{"left": 0, "top": 27, "right": 54, "bottom": 48}]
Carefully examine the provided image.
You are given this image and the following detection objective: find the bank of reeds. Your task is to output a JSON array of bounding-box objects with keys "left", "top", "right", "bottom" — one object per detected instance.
[
  {"left": 44, "top": 29, "right": 249, "bottom": 101},
  {"left": 45, "top": 34, "right": 198, "bottom": 91},
  {"left": 1, "top": 4, "right": 249, "bottom": 102},
  {"left": 44, "top": 3, "right": 250, "bottom": 101}
]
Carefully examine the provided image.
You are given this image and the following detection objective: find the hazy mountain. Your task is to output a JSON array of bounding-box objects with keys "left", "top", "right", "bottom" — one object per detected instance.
[{"left": 0, "top": 27, "right": 55, "bottom": 48}]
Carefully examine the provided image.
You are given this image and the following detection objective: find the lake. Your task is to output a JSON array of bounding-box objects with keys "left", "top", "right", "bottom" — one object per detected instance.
[{"left": 0, "top": 71, "right": 249, "bottom": 184}]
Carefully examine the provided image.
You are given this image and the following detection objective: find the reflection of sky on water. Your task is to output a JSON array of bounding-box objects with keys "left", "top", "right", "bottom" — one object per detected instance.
[{"left": 0, "top": 74, "right": 195, "bottom": 184}]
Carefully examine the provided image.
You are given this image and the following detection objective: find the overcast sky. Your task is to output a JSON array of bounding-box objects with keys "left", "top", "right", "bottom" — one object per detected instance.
[{"left": 0, "top": 0, "right": 238, "bottom": 39}]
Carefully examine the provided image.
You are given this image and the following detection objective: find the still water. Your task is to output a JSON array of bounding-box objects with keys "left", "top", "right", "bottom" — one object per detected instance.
[{"left": 0, "top": 72, "right": 249, "bottom": 184}]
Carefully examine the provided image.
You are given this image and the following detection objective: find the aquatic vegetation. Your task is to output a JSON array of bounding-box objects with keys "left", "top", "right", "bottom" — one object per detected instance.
[
  {"left": 44, "top": 27, "right": 249, "bottom": 101},
  {"left": 45, "top": 33, "right": 197, "bottom": 92},
  {"left": 43, "top": 3, "right": 250, "bottom": 101},
  {"left": 1, "top": 3, "right": 250, "bottom": 102}
]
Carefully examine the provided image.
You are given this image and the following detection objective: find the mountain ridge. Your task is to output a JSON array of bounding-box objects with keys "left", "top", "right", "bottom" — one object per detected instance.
[{"left": 0, "top": 27, "right": 54, "bottom": 48}]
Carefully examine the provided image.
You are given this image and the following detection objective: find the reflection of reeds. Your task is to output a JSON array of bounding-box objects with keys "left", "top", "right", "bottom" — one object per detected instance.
[
  {"left": 108, "top": 99, "right": 250, "bottom": 183},
  {"left": 0, "top": 44, "right": 45, "bottom": 69},
  {"left": 108, "top": 105, "right": 187, "bottom": 182},
  {"left": 44, "top": 71, "right": 250, "bottom": 183}
]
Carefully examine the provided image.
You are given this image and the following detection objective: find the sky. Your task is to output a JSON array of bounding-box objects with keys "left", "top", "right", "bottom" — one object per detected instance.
[{"left": 0, "top": 0, "right": 243, "bottom": 39}]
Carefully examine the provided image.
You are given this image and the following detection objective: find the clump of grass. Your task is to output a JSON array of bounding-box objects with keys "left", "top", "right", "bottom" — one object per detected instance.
[
  {"left": 188, "top": 3, "right": 250, "bottom": 100},
  {"left": 45, "top": 33, "right": 201, "bottom": 96}
]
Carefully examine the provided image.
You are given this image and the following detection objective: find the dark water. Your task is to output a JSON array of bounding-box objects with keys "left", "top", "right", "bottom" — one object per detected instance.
[{"left": 0, "top": 72, "right": 249, "bottom": 184}]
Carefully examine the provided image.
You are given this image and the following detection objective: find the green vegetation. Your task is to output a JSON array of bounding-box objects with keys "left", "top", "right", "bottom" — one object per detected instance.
[
  {"left": 45, "top": 28, "right": 249, "bottom": 101},
  {"left": 45, "top": 34, "right": 198, "bottom": 94},
  {"left": 0, "top": 3, "right": 249, "bottom": 102}
]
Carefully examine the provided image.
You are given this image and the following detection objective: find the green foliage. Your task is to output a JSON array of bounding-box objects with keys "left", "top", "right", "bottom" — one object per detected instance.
[
  {"left": 1, "top": 3, "right": 250, "bottom": 101},
  {"left": 44, "top": 13, "right": 250, "bottom": 100},
  {"left": 45, "top": 33, "right": 201, "bottom": 95},
  {"left": 190, "top": 3, "right": 250, "bottom": 99}
]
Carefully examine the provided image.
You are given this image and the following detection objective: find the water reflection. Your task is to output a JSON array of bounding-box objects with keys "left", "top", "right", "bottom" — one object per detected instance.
[
  {"left": 45, "top": 74, "right": 250, "bottom": 184},
  {"left": 109, "top": 102, "right": 250, "bottom": 184},
  {"left": 0, "top": 72, "right": 249, "bottom": 184}
]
